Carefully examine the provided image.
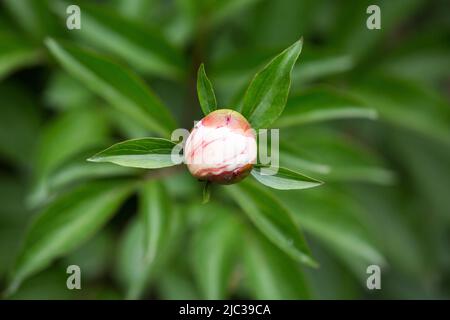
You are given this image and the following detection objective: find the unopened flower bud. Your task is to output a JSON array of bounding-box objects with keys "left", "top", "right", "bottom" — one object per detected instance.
[{"left": 184, "top": 109, "right": 257, "bottom": 184}]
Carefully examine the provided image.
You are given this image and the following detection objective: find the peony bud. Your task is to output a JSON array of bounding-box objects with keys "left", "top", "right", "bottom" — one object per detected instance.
[{"left": 184, "top": 109, "right": 257, "bottom": 184}]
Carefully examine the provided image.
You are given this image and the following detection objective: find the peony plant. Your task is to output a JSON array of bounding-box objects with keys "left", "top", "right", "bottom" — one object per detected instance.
[
  {"left": 7, "top": 35, "right": 377, "bottom": 297},
  {"left": 87, "top": 38, "right": 323, "bottom": 202}
]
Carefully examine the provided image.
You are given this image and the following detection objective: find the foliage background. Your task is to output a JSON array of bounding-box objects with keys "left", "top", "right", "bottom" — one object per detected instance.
[{"left": 0, "top": 0, "right": 449, "bottom": 299}]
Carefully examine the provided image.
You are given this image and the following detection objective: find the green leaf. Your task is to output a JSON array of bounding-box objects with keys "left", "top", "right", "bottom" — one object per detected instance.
[
  {"left": 114, "top": 0, "right": 158, "bottom": 20},
  {"left": 226, "top": 179, "right": 317, "bottom": 267},
  {"left": 157, "top": 269, "right": 200, "bottom": 300},
  {"left": 64, "top": 229, "right": 114, "bottom": 281},
  {"left": 280, "top": 127, "right": 396, "bottom": 185},
  {"left": 349, "top": 184, "right": 427, "bottom": 277},
  {"left": 212, "top": 48, "right": 351, "bottom": 89},
  {"left": 241, "top": 38, "right": 303, "bottom": 128},
  {"left": 88, "top": 138, "right": 177, "bottom": 169},
  {"left": 349, "top": 74, "right": 450, "bottom": 144},
  {"left": 174, "top": 0, "right": 263, "bottom": 33},
  {"left": 49, "top": 162, "right": 136, "bottom": 191},
  {"left": 291, "top": 52, "right": 354, "bottom": 85},
  {"left": 52, "top": 2, "right": 185, "bottom": 79},
  {"left": 211, "top": 48, "right": 353, "bottom": 107},
  {"left": 380, "top": 49, "right": 450, "bottom": 86},
  {"left": 389, "top": 129, "right": 450, "bottom": 222},
  {"left": 330, "top": 0, "right": 424, "bottom": 61},
  {"left": 211, "top": 47, "right": 281, "bottom": 79},
  {"left": 115, "top": 217, "right": 147, "bottom": 298},
  {"left": 29, "top": 155, "right": 138, "bottom": 208},
  {"left": 243, "top": 229, "right": 311, "bottom": 299},
  {"left": 202, "top": 181, "right": 211, "bottom": 204},
  {"left": 247, "top": 0, "right": 316, "bottom": 48},
  {"left": 44, "top": 72, "right": 94, "bottom": 111},
  {"left": 36, "top": 108, "right": 110, "bottom": 179},
  {"left": 0, "top": 31, "right": 42, "bottom": 79},
  {"left": 275, "top": 87, "right": 378, "bottom": 127},
  {"left": 116, "top": 207, "right": 184, "bottom": 299},
  {"left": 29, "top": 108, "right": 111, "bottom": 208},
  {"left": 277, "top": 187, "right": 386, "bottom": 270},
  {"left": 197, "top": 64, "right": 217, "bottom": 115},
  {"left": 163, "top": 0, "right": 197, "bottom": 47},
  {"left": 3, "top": 0, "right": 60, "bottom": 40},
  {"left": 45, "top": 38, "right": 177, "bottom": 137},
  {"left": 190, "top": 204, "right": 242, "bottom": 299},
  {"left": 106, "top": 108, "right": 151, "bottom": 139},
  {"left": 139, "top": 180, "right": 172, "bottom": 264},
  {"left": 7, "top": 180, "right": 134, "bottom": 295},
  {"left": 208, "top": 0, "right": 263, "bottom": 27},
  {"left": 278, "top": 148, "right": 332, "bottom": 175},
  {"left": 251, "top": 165, "right": 323, "bottom": 190}
]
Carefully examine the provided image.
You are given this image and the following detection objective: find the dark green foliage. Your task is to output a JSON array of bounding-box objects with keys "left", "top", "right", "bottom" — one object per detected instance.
[{"left": 0, "top": 0, "right": 449, "bottom": 300}]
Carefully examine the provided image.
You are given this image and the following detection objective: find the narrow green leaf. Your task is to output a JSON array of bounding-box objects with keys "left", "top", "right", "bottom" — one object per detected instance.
[
  {"left": 380, "top": 49, "right": 450, "bottom": 86},
  {"left": 157, "top": 269, "right": 201, "bottom": 300},
  {"left": 202, "top": 181, "right": 211, "bottom": 203},
  {"left": 191, "top": 204, "right": 242, "bottom": 299},
  {"left": 251, "top": 165, "right": 323, "bottom": 190},
  {"left": 211, "top": 47, "right": 280, "bottom": 79},
  {"left": 211, "top": 48, "right": 353, "bottom": 107},
  {"left": 63, "top": 229, "right": 115, "bottom": 283},
  {"left": 275, "top": 87, "right": 378, "bottom": 127},
  {"left": 292, "top": 52, "right": 354, "bottom": 85},
  {"left": 241, "top": 38, "right": 303, "bottom": 128},
  {"left": 36, "top": 108, "right": 109, "bottom": 179},
  {"left": 3, "top": 0, "right": 60, "bottom": 40},
  {"left": 7, "top": 180, "right": 134, "bottom": 295},
  {"left": 389, "top": 130, "right": 450, "bottom": 222},
  {"left": 350, "top": 183, "right": 427, "bottom": 277},
  {"left": 278, "top": 148, "right": 331, "bottom": 175},
  {"left": 44, "top": 72, "right": 94, "bottom": 111},
  {"left": 280, "top": 128, "right": 396, "bottom": 185},
  {"left": 28, "top": 108, "right": 111, "bottom": 208},
  {"left": 226, "top": 180, "right": 317, "bottom": 267},
  {"left": 197, "top": 64, "right": 217, "bottom": 115},
  {"left": 243, "top": 229, "right": 311, "bottom": 299},
  {"left": 106, "top": 108, "right": 151, "bottom": 140},
  {"left": 30, "top": 155, "right": 138, "bottom": 209},
  {"left": 278, "top": 188, "right": 386, "bottom": 269},
  {"left": 163, "top": 0, "right": 197, "bottom": 47},
  {"left": 49, "top": 162, "right": 137, "bottom": 192},
  {"left": 209, "top": 0, "right": 263, "bottom": 27},
  {"left": 115, "top": 217, "right": 147, "bottom": 299},
  {"left": 52, "top": 2, "right": 185, "bottom": 79},
  {"left": 116, "top": 207, "right": 184, "bottom": 299},
  {"left": 212, "top": 48, "right": 351, "bottom": 87},
  {"left": 247, "top": 0, "right": 315, "bottom": 48},
  {"left": 349, "top": 74, "right": 450, "bottom": 144},
  {"left": 330, "top": 0, "right": 424, "bottom": 61},
  {"left": 115, "top": 0, "right": 158, "bottom": 20},
  {"left": 139, "top": 180, "right": 172, "bottom": 264},
  {"left": 45, "top": 38, "right": 177, "bottom": 137},
  {"left": 88, "top": 138, "right": 177, "bottom": 169}
]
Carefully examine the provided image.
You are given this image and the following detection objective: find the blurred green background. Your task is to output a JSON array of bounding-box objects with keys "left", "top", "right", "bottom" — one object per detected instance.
[{"left": 1, "top": 0, "right": 450, "bottom": 299}]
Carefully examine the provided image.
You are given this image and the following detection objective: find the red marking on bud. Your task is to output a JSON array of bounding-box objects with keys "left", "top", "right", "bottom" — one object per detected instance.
[{"left": 184, "top": 109, "right": 257, "bottom": 184}]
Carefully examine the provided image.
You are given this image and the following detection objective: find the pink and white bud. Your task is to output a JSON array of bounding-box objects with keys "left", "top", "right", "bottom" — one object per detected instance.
[{"left": 184, "top": 109, "right": 257, "bottom": 184}]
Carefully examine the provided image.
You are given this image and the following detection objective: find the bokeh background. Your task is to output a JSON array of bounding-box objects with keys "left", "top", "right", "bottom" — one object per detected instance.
[{"left": 1, "top": 0, "right": 450, "bottom": 299}]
